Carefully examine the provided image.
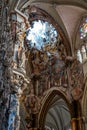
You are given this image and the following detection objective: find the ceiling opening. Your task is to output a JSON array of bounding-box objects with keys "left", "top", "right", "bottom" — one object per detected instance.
[{"left": 26, "top": 20, "right": 58, "bottom": 51}]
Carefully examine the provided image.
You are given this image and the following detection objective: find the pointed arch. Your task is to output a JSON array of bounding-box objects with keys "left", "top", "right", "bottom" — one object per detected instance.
[{"left": 38, "top": 88, "right": 73, "bottom": 129}]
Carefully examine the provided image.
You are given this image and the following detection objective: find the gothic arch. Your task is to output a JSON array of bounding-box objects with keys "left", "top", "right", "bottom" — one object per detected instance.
[{"left": 38, "top": 88, "right": 73, "bottom": 129}]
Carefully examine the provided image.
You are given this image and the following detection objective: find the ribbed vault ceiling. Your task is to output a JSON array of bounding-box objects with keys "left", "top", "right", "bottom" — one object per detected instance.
[
  {"left": 56, "top": 5, "right": 86, "bottom": 43},
  {"left": 45, "top": 99, "right": 71, "bottom": 130}
]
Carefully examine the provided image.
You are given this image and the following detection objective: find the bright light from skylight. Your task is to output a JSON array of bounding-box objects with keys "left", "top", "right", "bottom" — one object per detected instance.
[{"left": 26, "top": 20, "right": 58, "bottom": 50}]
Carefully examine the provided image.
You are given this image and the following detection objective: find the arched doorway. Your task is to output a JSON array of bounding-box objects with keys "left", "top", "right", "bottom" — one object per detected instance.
[
  {"left": 38, "top": 89, "right": 73, "bottom": 130},
  {"left": 38, "top": 88, "right": 83, "bottom": 130}
]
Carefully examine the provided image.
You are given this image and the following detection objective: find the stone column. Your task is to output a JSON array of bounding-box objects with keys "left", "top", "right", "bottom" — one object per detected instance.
[
  {"left": 32, "top": 113, "right": 38, "bottom": 128},
  {"left": 71, "top": 118, "right": 77, "bottom": 130},
  {"left": 71, "top": 117, "right": 83, "bottom": 130},
  {"left": 77, "top": 117, "right": 83, "bottom": 130},
  {"left": 71, "top": 101, "right": 83, "bottom": 130}
]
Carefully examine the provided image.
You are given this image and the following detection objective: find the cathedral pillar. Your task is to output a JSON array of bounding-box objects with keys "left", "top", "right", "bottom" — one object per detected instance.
[
  {"left": 71, "top": 117, "right": 83, "bottom": 130},
  {"left": 77, "top": 101, "right": 83, "bottom": 130},
  {"left": 77, "top": 117, "right": 83, "bottom": 130},
  {"left": 71, "top": 101, "right": 83, "bottom": 130},
  {"left": 28, "top": 113, "right": 42, "bottom": 130},
  {"left": 32, "top": 113, "right": 38, "bottom": 127},
  {"left": 71, "top": 118, "right": 77, "bottom": 130}
]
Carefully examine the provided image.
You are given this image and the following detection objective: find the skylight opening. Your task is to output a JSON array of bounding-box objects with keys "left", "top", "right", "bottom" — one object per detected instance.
[{"left": 26, "top": 20, "right": 58, "bottom": 50}]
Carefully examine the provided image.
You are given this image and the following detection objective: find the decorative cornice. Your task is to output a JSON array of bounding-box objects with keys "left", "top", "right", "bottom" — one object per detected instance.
[{"left": 13, "top": 68, "right": 30, "bottom": 83}]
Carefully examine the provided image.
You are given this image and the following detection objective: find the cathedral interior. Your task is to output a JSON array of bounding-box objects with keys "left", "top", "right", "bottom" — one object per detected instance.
[{"left": 0, "top": 0, "right": 87, "bottom": 130}]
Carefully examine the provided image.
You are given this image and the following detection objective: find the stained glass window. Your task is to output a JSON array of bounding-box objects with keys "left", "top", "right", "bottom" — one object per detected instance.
[
  {"left": 26, "top": 20, "right": 58, "bottom": 50},
  {"left": 77, "top": 17, "right": 87, "bottom": 62},
  {"left": 79, "top": 17, "right": 87, "bottom": 39},
  {"left": 77, "top": 50, "right": 82, "bottom": 63}
]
